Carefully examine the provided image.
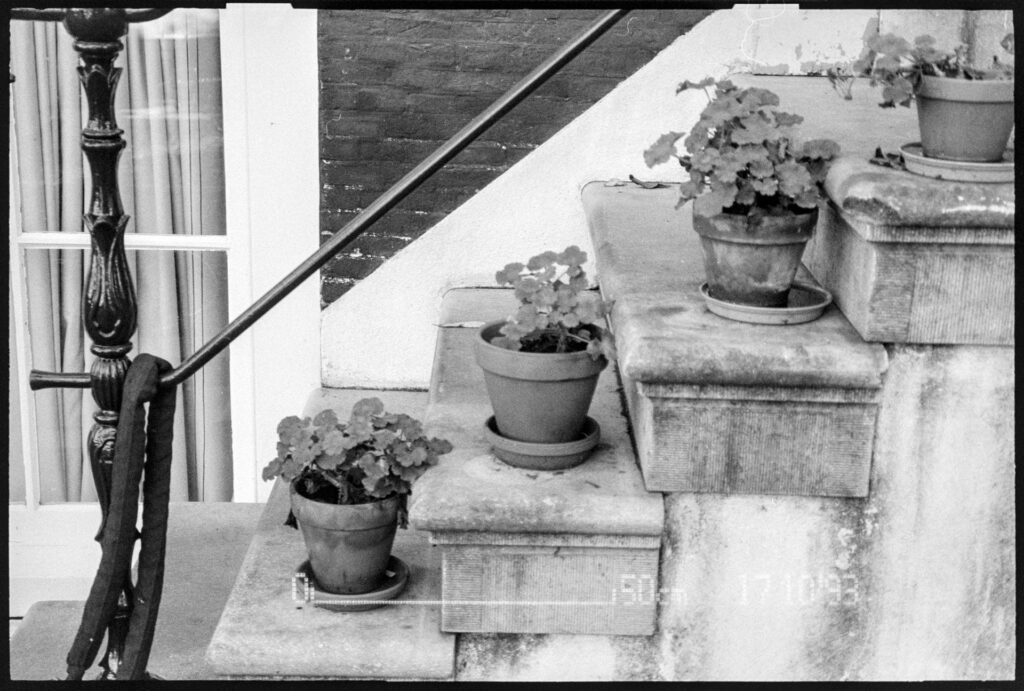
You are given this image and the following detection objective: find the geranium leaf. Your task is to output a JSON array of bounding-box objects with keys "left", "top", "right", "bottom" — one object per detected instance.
[
  {"left": 731, "top": 115, "right": 777, "bottom": 145},
  {"left": 276, "top": 416, "right": 306, "bottom": 445},
  {"left": 427, "top": 438, "right": 453, "bottom": 456},
  {"left": 706, "top": 183, "right": 738, "bottom": 213},
  {"left": 280, "top": 457, "right": 303, "bottom": 481},
  {"left": 644, "top": 131, "right": 684, "bottom": 167},
  {"left": 321, "top": 429, "right": 348, "bottom": 456},
  {"left": 870, "top": 33, "right": 912, "bottom": 57},
  {"left": 495, "top": 262, "right": 524, "bottom": 286},
  {"left": 262, "top": 459, "right": 282, "bottom": 481},
  {"left": 558, "top": 245, "right": 588, "bottom": 267},
  {"left": 774, "top": 111, "right": 803, "bottom": 127},
  {"left": 313, "top": 409, "right": 338, "bottom": 428},
  {"left": 314, "top": 452, "right": 345, "bottom": 472},
  {"left": 372, "top": 428, "right": 399, "bottom": 447},
  {"left": 735, "top": 181, "right": 757, "bottom": 206},
  {"left": 751, "top": 176, "right": 779, "bottom": 195},
  {"left": 776, "top": 160, "right": 814, "bottom": 198},
  {"left": 526, "top": 250, "right": 559, "bottom": 271},
  {"left": 678, "top": 180, "right": 702, "bottom": 202},
  {"left": 351, "top": 397, "right": 384, "bottom": 419},
  {"left": 793, "top": 189, "right": 820, "bottom": 208},
  {"left": 276, "top": 441, "right": 291, "bottom": 461},
  {"left": 801, "top": 139, "right": 841, "bottom": 160}
]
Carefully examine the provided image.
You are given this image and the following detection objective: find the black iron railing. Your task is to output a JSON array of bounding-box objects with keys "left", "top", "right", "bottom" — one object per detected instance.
[{"left": 10, "top": 6, "right": 626, "bottom": 680}]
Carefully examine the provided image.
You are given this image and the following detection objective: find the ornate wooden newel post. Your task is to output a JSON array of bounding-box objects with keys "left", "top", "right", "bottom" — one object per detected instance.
[{"left": 11, "top": 7, "right": 171, "bottom": 681}]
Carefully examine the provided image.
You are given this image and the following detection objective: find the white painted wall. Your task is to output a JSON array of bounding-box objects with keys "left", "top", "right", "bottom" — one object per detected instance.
[
  {"left": 222, "top": 5, "right": 321, "bottom": 502},
  {"left": 320, "top": 5, "right": 881, "bottom": 388}
]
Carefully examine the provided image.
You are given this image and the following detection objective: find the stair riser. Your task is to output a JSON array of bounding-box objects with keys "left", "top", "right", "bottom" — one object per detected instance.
[
  {"left": 805, "top": 208, "right": 1015, "bottom": 345},
  {"left": 432, "top": 532, "right": 659, "bottom": 635},
  {"left": 624, "top": 376, "right": 878, "bottom": 497}
]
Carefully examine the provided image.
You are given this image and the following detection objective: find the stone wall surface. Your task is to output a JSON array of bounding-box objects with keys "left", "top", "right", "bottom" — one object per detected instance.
[
  {"left": 654, "top": 347, "right": 1014, "bottom": 680},
  {"left": 452, "top": 346, "right": 1015, "bottom": 681}
]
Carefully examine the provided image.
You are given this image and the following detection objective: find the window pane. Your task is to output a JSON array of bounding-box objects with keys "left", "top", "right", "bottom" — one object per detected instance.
[
  {"left": 10, "top": 9, "right": 231, "bottom": 506},
  {"left": 21, "top": 248, "right": 233, "bottom": 504},
  {"left": 9, "top": 9, "right": 225, "bottom": 236}
]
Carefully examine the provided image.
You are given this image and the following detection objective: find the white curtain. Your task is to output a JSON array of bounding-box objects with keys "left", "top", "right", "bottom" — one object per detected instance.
[{"left": 9, "top": 9, "right": 232, "bottom": 503}]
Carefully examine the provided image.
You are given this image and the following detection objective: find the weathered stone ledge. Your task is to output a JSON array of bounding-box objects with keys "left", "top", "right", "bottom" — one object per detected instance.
[
  {"left": 410, "top": 289, "right": 663, "bottom": 539},
  {"left": 409, "top": 288, "right": 663, "bottom": 635},
  {"left": 807, "top": 156, "right": 1015, "bottom": 345},
  {"left": 584, "top": 181, "right": 887, "bottom": 497},
  {"left": 824, "top": 156, "right": 1015, "bottom": 236}
]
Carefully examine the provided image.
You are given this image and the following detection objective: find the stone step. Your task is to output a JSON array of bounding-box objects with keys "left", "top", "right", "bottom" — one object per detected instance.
[
  {"left": 205, "top": 388, "right": 457, "bottom": 680},
  {"left": 9, "top": 501, "right": 263, "bottom": 680},
  {"left": 584, "top": 181, "right": 888, "bottom": 497},
  {"left": 807, "top": 156, "right": 1014, "bottom": 345},
  {"left": 409, "top": 288, "right": 664, "bottom": 636}
]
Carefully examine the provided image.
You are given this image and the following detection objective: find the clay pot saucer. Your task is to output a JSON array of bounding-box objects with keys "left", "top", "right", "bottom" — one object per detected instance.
[
  {"left": 900, "top": 143, "right": 1014, "bottom": 183},
  {"left": 294, "top": 555, "right": 409, "bottom": 612},
  {"left": 484, "top": 415, "right": 601, "bottom": 470},
  {"left": 700, "top": 281, "right": 832, "bottom": 325}
]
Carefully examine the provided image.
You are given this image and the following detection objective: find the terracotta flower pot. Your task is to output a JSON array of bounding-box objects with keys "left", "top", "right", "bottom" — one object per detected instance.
[
  {"left": 916, "top": 75, "right": 1014, "bottom": 162},
  {"left": 691, "top": 195, "right": 818, "bottom": 307},
  {"left": 289, "top": 483, "right": 399, "bottom": 595},
  {"left": 475, "top": 321, "right": 607, "bottom": 444}
]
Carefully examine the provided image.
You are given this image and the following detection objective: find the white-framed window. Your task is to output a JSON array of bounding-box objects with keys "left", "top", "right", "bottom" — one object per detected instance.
[{"left": 8, "top": 4, "right": 320, "bottom": 615}]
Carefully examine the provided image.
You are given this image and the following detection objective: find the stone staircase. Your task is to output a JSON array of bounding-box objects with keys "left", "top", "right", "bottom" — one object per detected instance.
[
  {"left": 11, "top": 76, "right": 1014, "bottom": 682},
  {"left": 203, "top": 153, "right": 1012, "bottom": 679}
]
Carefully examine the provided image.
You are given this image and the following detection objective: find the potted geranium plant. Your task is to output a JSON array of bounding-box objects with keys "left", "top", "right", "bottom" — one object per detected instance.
[
  {"left": 833, "top": 32, "right": 1014, "bottom": 162},
  {"left": 644, "top": 78, "right": 840, "bottom": 308},
  {"left": 262, "top": 398, "right": 452, "bottom": 595},
  {"left": 475, "top": 246, "right": 615, "bottom": 466}
]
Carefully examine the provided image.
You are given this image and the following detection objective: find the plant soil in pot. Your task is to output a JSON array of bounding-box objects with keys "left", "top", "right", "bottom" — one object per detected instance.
[
  {"left": 645, "top": 77, "right": 839, "bottom": 309},
  {"left": 692, "top": 195, "right": 819, "bottom": 307},
  {"left": 916, "top": 75, "right": 1014, "bottom": 162},
  {"left": 479, "top": 246, "right": 616, "bottom": 449},
  {"left": 262, "top": 398, "right": 452, "bottom": 598}
]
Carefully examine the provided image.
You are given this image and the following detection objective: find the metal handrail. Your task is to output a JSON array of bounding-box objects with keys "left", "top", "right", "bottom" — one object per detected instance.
[{"left": 29, "top": 8, "right": 628, "bottom": 391}]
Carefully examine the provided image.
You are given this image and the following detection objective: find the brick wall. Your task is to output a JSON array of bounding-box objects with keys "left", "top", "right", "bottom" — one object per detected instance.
[{"left": 318, "top": 9, "right": 712, "bottom": 306}]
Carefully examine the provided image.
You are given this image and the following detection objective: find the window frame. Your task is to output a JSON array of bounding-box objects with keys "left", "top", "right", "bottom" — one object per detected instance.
[{"left": 8, "top": 4, "right": 319, "bottom": 614}]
